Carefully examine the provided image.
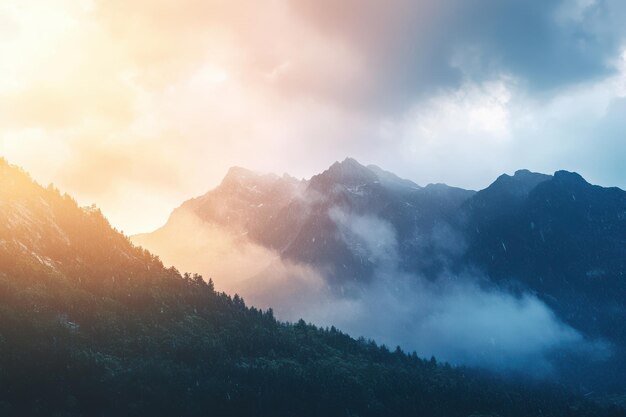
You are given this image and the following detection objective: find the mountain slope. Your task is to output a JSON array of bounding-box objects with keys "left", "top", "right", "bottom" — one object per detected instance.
[{"left": 2, "top": 159, "right": 620, "bottom": 416}]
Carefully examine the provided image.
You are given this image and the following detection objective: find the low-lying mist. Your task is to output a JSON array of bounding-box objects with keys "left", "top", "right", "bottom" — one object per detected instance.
[{"left": 132, "top": 207, "right": 605, "bottom": 374}]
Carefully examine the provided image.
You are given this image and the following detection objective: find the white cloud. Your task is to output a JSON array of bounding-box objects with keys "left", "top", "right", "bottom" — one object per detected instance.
[{"left": 379, "top": 46, "right": 626, "bottom": 190}]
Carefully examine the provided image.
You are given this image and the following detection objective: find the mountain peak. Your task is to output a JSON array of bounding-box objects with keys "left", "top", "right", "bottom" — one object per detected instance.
[
  {"left": 513, "top": 169, "right": 533, "bottom": 177},
  {"left": 311, "top": 158, "right": 378, "bottom": 189},
  {"left": 553, "top": 170, "right": 589, "bottom": 186},
  {"left": 470, "top": 169, "right": 552, "bottom": 209},
  {"left": 222, "top": 166, "right": 257, "bottom": 183},
  {"left": 219, "top": 166, "right": 284, "bottom": 190},
  {"left": 491, "top": 169, "right": 551, "bottom": 194},
  {"left": 330, "top": 157, "right": 371, "bottom": 174},
  {"left": 340, "top": 156, "right": 361, "bottom": 165}
]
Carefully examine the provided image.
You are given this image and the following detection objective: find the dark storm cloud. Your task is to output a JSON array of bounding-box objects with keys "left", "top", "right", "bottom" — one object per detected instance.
[{"left": 286, "top": 0, "right": 625, "bottom": 111}]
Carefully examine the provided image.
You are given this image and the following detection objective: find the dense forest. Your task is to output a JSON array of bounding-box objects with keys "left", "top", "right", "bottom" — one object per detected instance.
[{"left": 0, "top": 159, "right": 623, "bottom": 416}]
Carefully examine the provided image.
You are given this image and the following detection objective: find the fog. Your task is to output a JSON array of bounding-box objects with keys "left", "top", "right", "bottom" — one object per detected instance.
[{"left": 132, "top": 206, "right": 605, "bottom": 374}]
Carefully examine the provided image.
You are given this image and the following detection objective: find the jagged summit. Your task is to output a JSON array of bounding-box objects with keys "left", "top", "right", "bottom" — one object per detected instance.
[
  {"left": 327, "top": 158, "right": 373, "bottom": 179},
  {"left": 216, "top": 158, "right": 424, "bottom": 197},
  {"left": 223, "top": 165, "right": 255, "bottom": 180},
  {"left": 513, "top": 169, "right": 536, "bottom": 176},
  {"left": 309, "top": 157, "right": 379, "bottom": 189},
  {"left": 307, "top": 158, "right": 424, "bottom": 194},
  {"left": 219, "top": 166, "right": 282, "bottom": 188}
]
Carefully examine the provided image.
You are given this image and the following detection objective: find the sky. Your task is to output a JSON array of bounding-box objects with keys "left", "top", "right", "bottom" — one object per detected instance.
[{"left": 1, "top": 0, "right": 626, "bottom": 234}]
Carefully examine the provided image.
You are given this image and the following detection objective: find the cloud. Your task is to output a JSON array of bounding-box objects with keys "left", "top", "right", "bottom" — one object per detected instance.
[
  {"left": 2, "top": 0, "right": 626, "bottom": 235},
  {"left": 329, "top": 207, "right": 399, "bottom": 267},
  {"left": 380, "top": 45, "right": 626, "bottom": 190},
  {"left": 0, "top": 0, "right": 375, "bottom": 233},
  {"left": 288, "top": 0, "right": 626, "bottom": 107},
  {"left": 133, "top": 207, "right": 281, "bottom": 292},
  {"left": 327, "top": 270, "right": 586, "bottom": 373}
]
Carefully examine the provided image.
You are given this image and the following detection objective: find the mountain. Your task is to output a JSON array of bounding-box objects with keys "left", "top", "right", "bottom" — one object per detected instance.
[
  {"left": 462, "top": 169, "right": 626, "bottom": 341},
  {"left": 2, "top": 159, "right": 620, "bottom": 416},
  {"left": 134, "top": 158, "right": 626, "bottom": 396},
  {"left": 135, "top": 158, "right": 474, "bottom": 287},
  {"left": 459, "top": 169, "right": 626, "bottom": 392}
]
